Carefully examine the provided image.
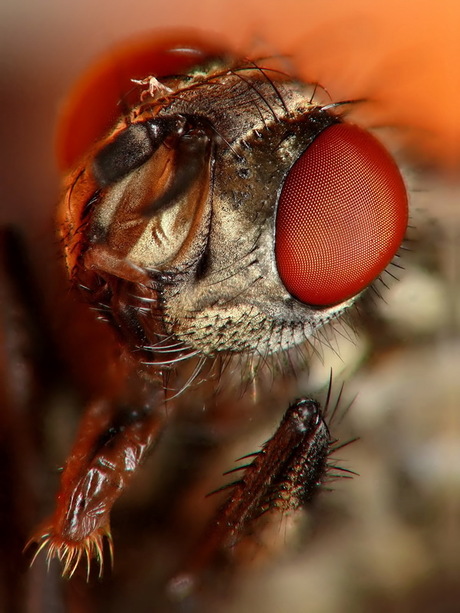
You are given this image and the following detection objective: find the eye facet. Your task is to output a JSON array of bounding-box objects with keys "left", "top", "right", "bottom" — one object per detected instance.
[{"left": 275, "top": 123, "right": 408, "bottom": 307}]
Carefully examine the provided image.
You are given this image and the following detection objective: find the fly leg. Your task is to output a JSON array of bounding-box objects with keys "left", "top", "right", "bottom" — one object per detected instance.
[
  {"left": 31, "top": 371, "right": 167, "bottom": 578},
  {"left": 171, "top": 398, "right": 334, "bottom": 594}
]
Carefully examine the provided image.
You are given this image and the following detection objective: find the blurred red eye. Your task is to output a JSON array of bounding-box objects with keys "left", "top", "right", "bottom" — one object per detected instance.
[
  {"left": 275, "top": 123, "right": 408, "bottom": 306},
  {"left": 56, "top": 33, "right": 226, "bottom": 170}
]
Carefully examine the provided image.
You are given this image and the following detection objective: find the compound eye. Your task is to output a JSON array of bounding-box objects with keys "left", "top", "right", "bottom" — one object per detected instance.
[
  {"left": 56, "top": 33, "right": 226, "bottom": 170},
  {"left": 275, "top": 123, "right": 408, "bottom": 307}
]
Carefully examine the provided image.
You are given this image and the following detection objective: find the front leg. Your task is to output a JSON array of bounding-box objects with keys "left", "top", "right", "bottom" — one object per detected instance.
[
  {"left": 31, "top": 375, "right": 166, "bottom": 578},
  {"left": 171, "top": 398, "right": 334, "bottom": 592}
]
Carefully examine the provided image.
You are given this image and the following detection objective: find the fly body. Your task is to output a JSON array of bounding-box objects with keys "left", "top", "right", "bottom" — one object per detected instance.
[{"left": 30, "top": 34, "right": 409, "bottom": 593}]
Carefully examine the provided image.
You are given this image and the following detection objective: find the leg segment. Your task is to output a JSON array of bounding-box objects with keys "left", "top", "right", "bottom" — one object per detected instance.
[
  {"left": 31, "top": 379, "right": 166, "bottom": 578},
  {"left": 171, "top": 398, "right": 332, "bottom": 593}
]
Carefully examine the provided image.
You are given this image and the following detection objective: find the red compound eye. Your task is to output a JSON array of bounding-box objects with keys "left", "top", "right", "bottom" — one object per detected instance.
[
  {"left": 56, "top": 32, "right": 227, "bottom": 170},
  {"left": 275, "top": 123, "right": 408, "bottom": 306}
]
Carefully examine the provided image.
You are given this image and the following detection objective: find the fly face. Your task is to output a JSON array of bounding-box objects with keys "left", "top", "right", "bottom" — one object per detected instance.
[
  {"left": 31, "top": 35, "right": 409, "bottom": 591},
  {"left": 60, "top": 52, "right": 407, "bottom": 362}
]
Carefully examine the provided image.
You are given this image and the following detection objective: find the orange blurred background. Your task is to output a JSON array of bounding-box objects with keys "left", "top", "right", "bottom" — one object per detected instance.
[{"left": 0, "top": 0, "right": 458, "bottom": 230}]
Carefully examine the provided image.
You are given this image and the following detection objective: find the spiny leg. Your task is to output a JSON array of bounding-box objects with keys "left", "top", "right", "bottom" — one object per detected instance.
[
  {"left": 30, "top": 374, "right": 167, "bottom": 579},
  {"left": 170, "top": 398, "right": 334, "bottom": 594}
]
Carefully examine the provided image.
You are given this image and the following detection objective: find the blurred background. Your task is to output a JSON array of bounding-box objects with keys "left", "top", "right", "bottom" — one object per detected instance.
[{"left": 0, "top": 0, "right": 459, "bottom": 611}]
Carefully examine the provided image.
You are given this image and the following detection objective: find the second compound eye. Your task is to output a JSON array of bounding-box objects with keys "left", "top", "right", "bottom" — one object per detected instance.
[{"left": 275, "top": 123, "right": 408, "bottom": 307}]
